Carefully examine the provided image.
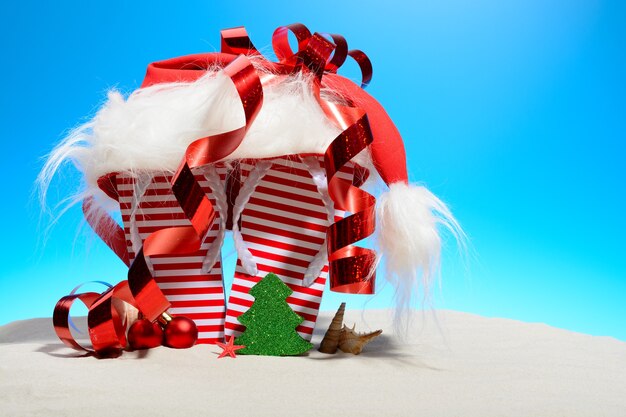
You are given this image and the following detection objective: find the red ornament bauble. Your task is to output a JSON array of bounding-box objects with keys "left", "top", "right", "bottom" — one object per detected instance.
[
  {"left": 127, "top": 319, "right": 163, "bottom": 350},
  {"left": 163, "top": 317, "right": 198, "bottom": 349}
]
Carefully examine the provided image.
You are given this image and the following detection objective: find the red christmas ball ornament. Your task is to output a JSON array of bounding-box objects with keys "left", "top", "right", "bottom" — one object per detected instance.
[
  {"left": 127, "top": 318, "right": 163, "bottom": 350},
  {"left": 163, "top": 316, "right": 198, "bottom": 349}
]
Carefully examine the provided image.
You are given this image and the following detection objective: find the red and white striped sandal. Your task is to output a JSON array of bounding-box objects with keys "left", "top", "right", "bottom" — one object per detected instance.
[
  {"left": 224, "top": 155, "right": 360, "bottom": 341},
  {"left": 116, "top": 165, "right": 229, "bottom": 344}
]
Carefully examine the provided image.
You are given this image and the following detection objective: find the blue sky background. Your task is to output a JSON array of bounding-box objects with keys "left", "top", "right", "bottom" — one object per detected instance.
[{"left": 1, "top": 1, "right": 624, "bottom": 340}]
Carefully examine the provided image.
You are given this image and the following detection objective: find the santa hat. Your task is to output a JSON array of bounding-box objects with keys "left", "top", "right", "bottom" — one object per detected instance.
[{"left": 39, "top": 25, "right": 463, "bottom": 314}]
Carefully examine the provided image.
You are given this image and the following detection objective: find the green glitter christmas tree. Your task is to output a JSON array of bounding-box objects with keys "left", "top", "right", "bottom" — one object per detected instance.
[{"left": 235, "top": 273, "right": 313, "bottom": 356}]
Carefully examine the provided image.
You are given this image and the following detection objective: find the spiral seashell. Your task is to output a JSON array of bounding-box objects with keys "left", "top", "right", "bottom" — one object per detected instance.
[
  {"left": 338, "top": 324, "right": 382, "bottom": 355},
  {"left": 319, "top": 302, "right": 346, "bottom": 354}
]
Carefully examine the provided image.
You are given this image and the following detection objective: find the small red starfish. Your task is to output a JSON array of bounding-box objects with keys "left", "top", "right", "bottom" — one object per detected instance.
[{"left": 216, "top": 336, "right": 245, "bottom": 359}]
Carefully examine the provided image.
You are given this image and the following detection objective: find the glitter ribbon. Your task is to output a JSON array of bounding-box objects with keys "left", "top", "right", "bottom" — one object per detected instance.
[
  {"left": 129, "top": 56, "right": 263, "bottom": 322},
  {"left": 220, "top": 24, "right": 373, "bottom": 87},
  {"left": 53, "top": 280, "right": 134, "bottom": 355}
]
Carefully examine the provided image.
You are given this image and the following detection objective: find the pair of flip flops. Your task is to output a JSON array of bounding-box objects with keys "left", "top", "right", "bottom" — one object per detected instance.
[{"left": 117, "top": 155, "right": 359, "bottom": 344}]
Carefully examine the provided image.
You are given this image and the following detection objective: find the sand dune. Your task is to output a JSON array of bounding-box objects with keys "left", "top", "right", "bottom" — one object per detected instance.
[{"left": 1, "top": 309, "right": 625, "bottom": 417}]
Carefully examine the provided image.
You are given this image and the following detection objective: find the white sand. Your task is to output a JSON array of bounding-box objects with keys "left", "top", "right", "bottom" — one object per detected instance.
[{"left": 1, "top": 309, "right": 625, "bottom": 417}]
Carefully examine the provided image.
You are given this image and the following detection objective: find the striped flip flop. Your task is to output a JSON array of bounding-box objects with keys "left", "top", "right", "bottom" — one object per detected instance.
[
  {"left": 116, "top": 166, "right": 228, "bottom": 344},
  {"left": 224, "top": 155, "right": 358, "bottom": 341}
]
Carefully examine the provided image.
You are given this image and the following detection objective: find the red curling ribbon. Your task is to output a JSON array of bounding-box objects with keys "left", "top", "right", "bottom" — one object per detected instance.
[
  {"left": 53, "top": 281, "right": 135, "bottom": 356},
  {"left": 297, "top": 34, "right": 336, "bottom": 81},
  {"left": 220, "top": 24, "right": 373, "bottom": 88},
  {"left": 129, "top": 54, "right": 263, "bottom": 322},
  {"left": 323, "top": 114, "right": 377, "bottom": 294},
  {"left": 220, "top": 27, "right": 261, "bottom": 57},
  {"left": 53, "top": 292, "right": 100, "bottom": 352},
  {"left": 320, "top": 33, "right": 348, "bottom": 73},
  {"left": 86, "top": 281, "right": 135, "bottom": 354},
  {"left": 68, "top": 281, "right": 112, "bottom": 333},
  {"left": 272, "top": 23, "right": 313, "bottom": 62},
  {"left": 347, "top": 50, "right": 373, "bottom": 88},
  {"left": 53, "top": 55, "right": 263, "bottom": 355}
]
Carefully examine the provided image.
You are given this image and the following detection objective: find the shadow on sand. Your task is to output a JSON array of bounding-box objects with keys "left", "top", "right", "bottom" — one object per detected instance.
[{"left": 36, "top": 342, "right": 152, "bottom": 360}]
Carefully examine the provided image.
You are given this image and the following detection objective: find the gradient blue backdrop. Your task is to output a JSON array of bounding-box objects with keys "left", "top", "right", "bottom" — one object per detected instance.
[{"left": 1, "top": 1, "right": 624, "bottom": 340}]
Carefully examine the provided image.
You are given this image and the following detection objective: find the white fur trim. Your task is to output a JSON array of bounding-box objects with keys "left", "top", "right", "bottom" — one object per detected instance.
[
  {"left": 39, "top": 69, "right": 343, "bottom": 206},
  {"left": 376, "top": 182, "right": 465, "bottom": 319}
]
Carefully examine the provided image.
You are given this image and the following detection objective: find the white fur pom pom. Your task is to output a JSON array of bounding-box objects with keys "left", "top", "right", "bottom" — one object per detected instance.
[{"left": 376, "top": 182, "right": 464, "bottom": 323}]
